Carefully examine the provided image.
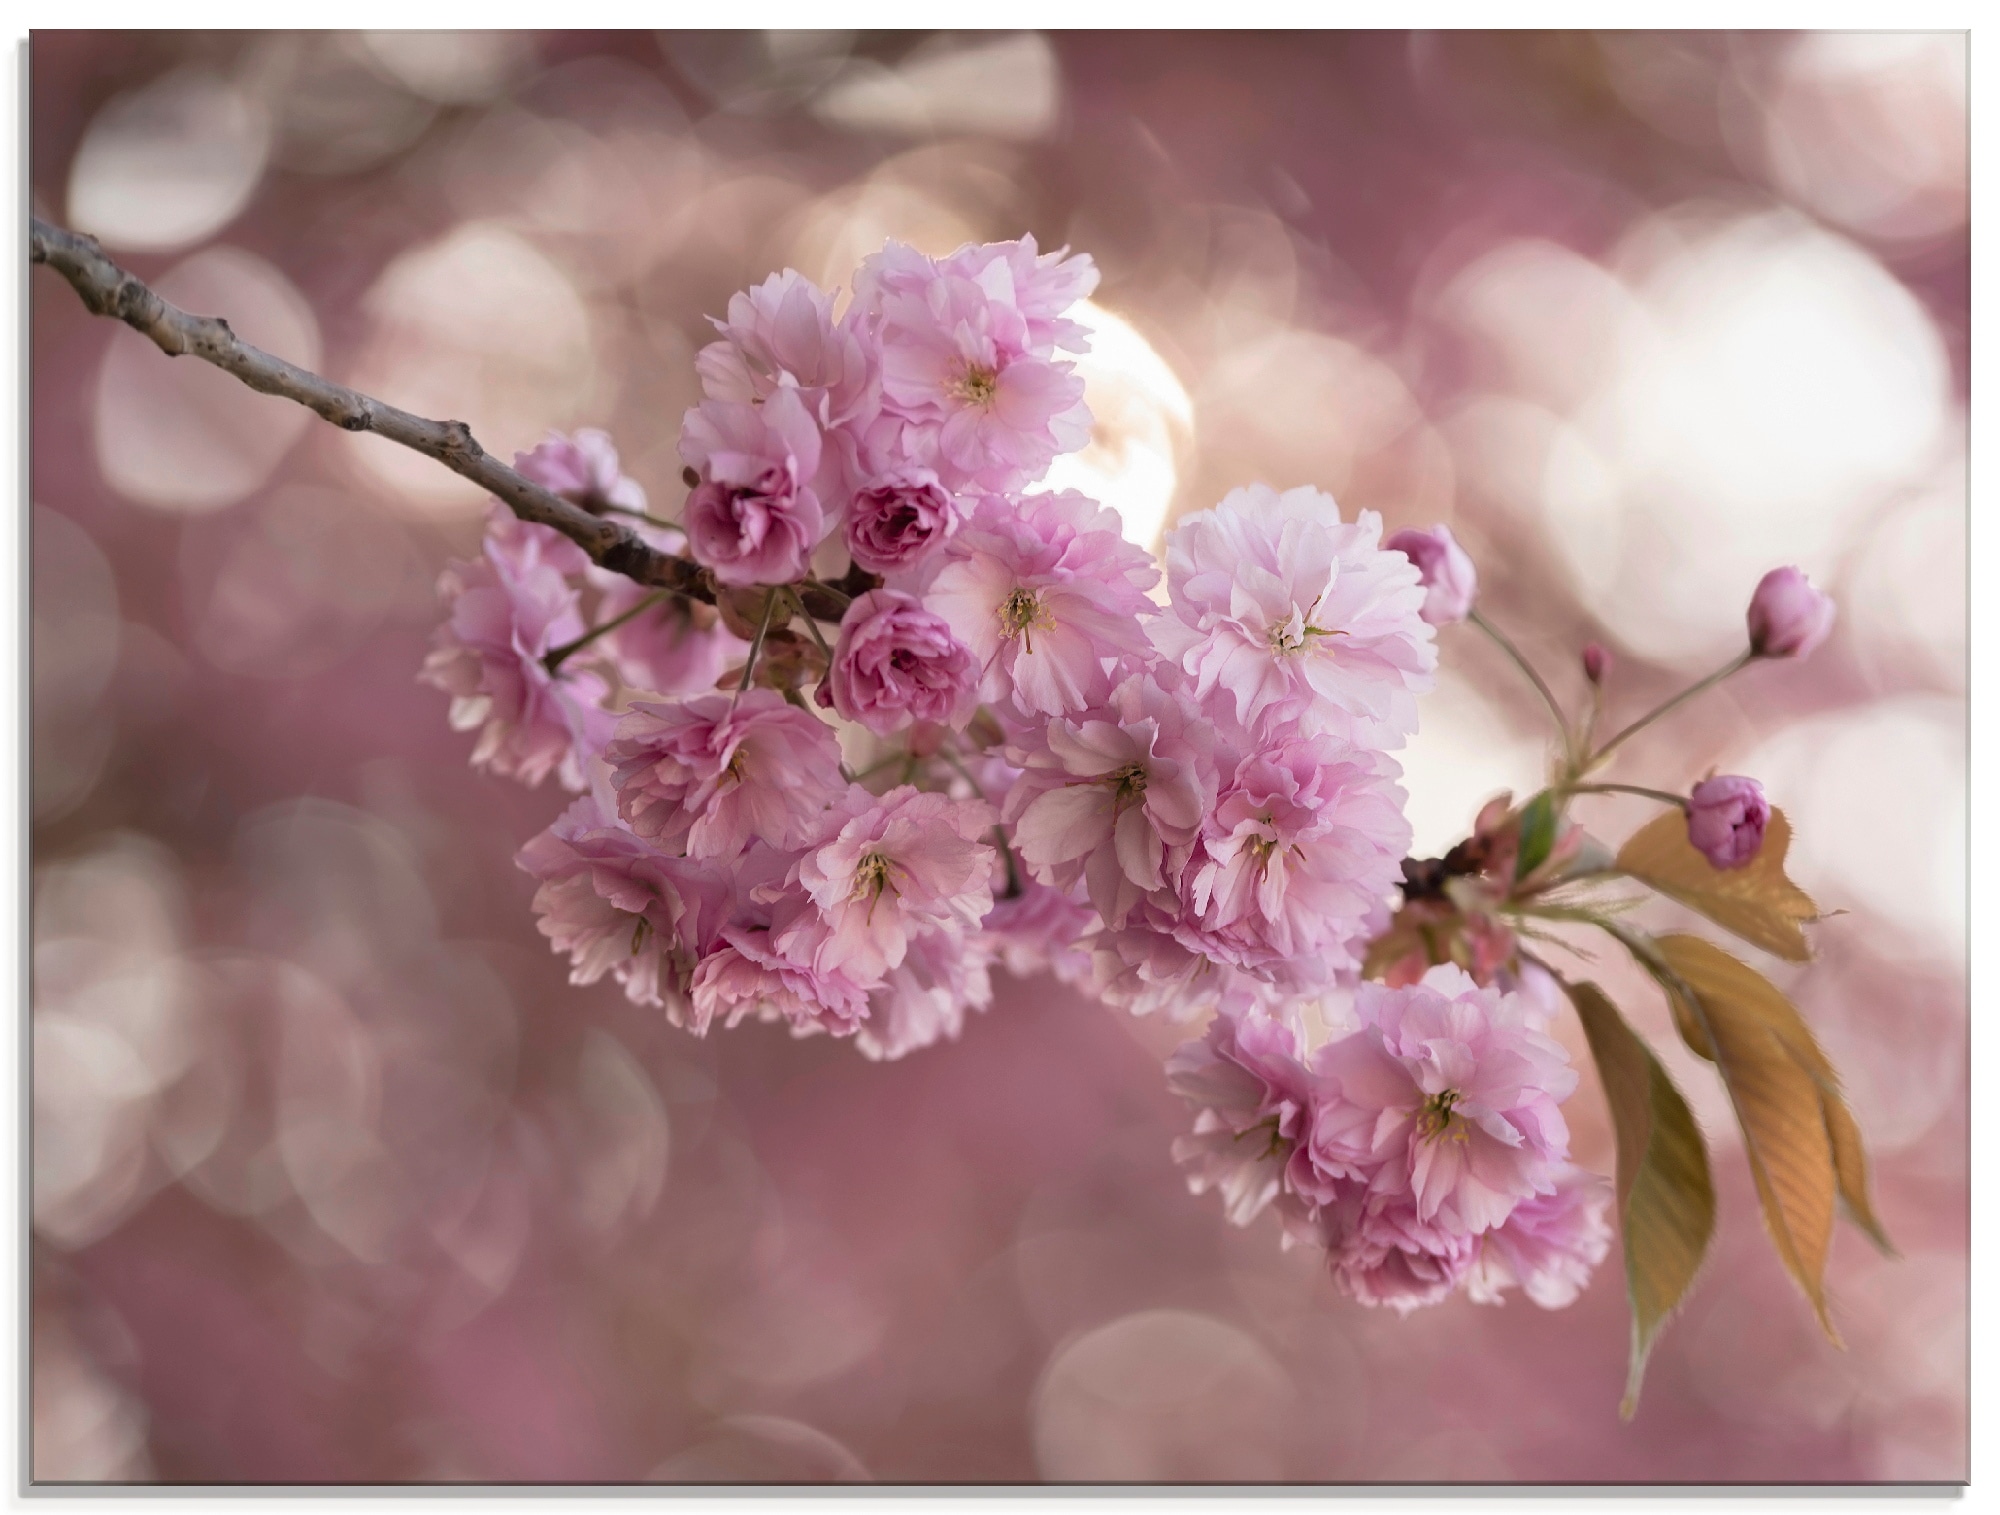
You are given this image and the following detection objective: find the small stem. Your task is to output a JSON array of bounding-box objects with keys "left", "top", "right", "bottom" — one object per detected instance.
[
  {"left": 1469, "top": 610, "right": 1574, "bottom": 772},
  {"left": 1585, "top": 650, "right": 1753, "bottom": 771},
  {"left": 1564, "top": 782, "right": 1690, "bottom": 810},
  {"left": 544, "top": 591, "right": 670, "bottom": 674},
  {"left": 733, "top": 590, "right": 779, "bottom": 700},
  {"left": 787, "top": 589, "right": 837, "bottom": 664},
  {"left": 939, "top": 748, "right": 987, "bottom": 799}
]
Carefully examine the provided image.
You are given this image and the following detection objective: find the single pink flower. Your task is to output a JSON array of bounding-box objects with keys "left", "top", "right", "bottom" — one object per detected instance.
[
  {"left": 1167, "top": 1007, "right": 1315, "bottom": 1228},
  {"left": 517, "top": 795, "right": 734, "bottom": 1013},
  {"left": 1686, "top": 775, "right": 1770, "bottom": 870},
  {"left": 844, "top": 467, "right": 963, "bottom": 578},
  {"left": 605, "top": 690, "right": 847, "bottom": 860},
  {"left": 775, "top": 786, "right": 997, "bottom": 989},
  {"left": 925, "top": 490, "right": 1159, "bottom": 719},
  {"left": 1746, "top": 565, "right": 1836, "bottom": 659},
  {"left": 853, "top": 240, "right": 1094, "bottom": 493},
  {"left": 854, "top": 925, "right": 997, "bottom": 1062},
  {"left": 514, "top": 428, "right": 649, "bottom": 516},
  {"left": 1466, "top": 1164, "right": 1613, "bottom": 1309},
  {"left": 1005, "top": 671, "right": 1214, "bottom": 928},
  {"left": 1180, "top": 731, "right": 1411, "bottom": 977},
  {"left": 694, "top": 269, "right": 878, "bottom": 428},
  {"left": 1309, "top": 964, "right": 1578, "bottom": 1236},
  {"left": 1383, "top": 523, "right": 1477, "bottom": 627},
  {"left": 1322, "top": 1190, "right": 1482, "bottom": 1313},
  {"left": 420, "top": 507, "right": 609, "bottom": 792},
  {"left": 679, "top": 387, "right": 826, "bottom": 587},
  {"left": 688, "top": 921, "right": 872, "bottom": 1040},
  {"left": 1155, "top": 484, "right": 1436, "bottom": 747},
  {"left": 827, "top": 589, "right": 980, "bottom": 735}
]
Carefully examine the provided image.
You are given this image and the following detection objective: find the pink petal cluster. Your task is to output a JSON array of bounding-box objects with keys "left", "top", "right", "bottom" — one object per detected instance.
[
  {"left": 604, "top": 690, "right": 846, "bottom": 860},
  {"left": 1167, "top": 966, "right": 1605, "bottom": 1314},
  {"left": 680, "top": 387, "right": 826, "bottom": 587},
  {"left": 515, "top": 428, "right": 649, "bottom": 517},
  {"left": 1384, "top": 523, "right": 1478, "bottom": 627},
  {"left": 419, "top": 508, "right": 610, "bottom": 792},
  {"left": 826, "top": 589, "right": 980, "bottom": 735},
  {"left": 926, "top": 491, "right": 1160, "bottom": 718},
  {"left": 1155, "top": 484, "right": 1436, "bottom": 747},
  {"left": 1686, "top": 774, "right": 1770, "bottom": 870}
]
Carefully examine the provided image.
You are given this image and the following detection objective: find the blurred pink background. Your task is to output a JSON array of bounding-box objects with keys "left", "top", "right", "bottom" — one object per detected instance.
[{"left": 29, "top": 30, "right": 1966, "bottom": 1483}]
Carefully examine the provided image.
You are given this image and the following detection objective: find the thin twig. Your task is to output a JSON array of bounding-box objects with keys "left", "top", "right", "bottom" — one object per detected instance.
[
  {"left": 1585, "top": 650, "right": 1753, "bottom": 771},
  {"left": 1468, "top": 610, "right": 1574, "bottom": 772},
  {"left": 733, "top": 590, "right": 779, "bottom": 700},
  {"left": 1564, "top": 782, "right": 1689, "bottom": 810},
  {"left": 544, "top": 591, "right": 672, "bottom": 674},
  {"left": 29, "top": 216, "right": 711, "bottom": 602}
]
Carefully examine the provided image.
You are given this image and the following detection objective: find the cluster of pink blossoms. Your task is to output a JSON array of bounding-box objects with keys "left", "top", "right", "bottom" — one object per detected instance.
[
  {"left": 1168, "top": 965, "right": 1610, "bottom": 1313},
  {"left": 419, "top": 234, "right": 1606, "bottom": 1310}
]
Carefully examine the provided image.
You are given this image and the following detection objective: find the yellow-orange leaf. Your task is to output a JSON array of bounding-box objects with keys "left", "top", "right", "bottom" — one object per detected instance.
[
  {"left": 1568, "top": 980, "right": 1716, "bottom": 1419},
  {"left": 1653, "top": 935, "right": 1841, "bottom": 1342},
  {"left": 1617, "top": 808, "right": 1820, "bottom": 962}
]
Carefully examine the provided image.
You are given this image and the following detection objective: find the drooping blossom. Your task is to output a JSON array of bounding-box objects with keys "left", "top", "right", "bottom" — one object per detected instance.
[
  {"left": 1384, "top": 524, "right": 1478, "bottom": 627},
  {"left": 1166, "top": 1007, "right": 1315, "bottom": 1227},
  {"left": 1179, "top": 730, "right": 1410, "bottom": 977},
  {"left": 605, "top": 691, "right": 846, "bottom": 860},
  {"left": 1685, "top": 774, "right": 1770, "bottom": 870},
  {"left": 1310, "top": 964, "right": 1578, "bottom": 1236},
  {"left": 978, "top": 874, "right": 1098, "bottom": 986},
  {"left": 517, "top": 795, "right": 733, "bottom": 1012},
  {"left": 515, "top": 428, "right": 649, "bottom": 517},
  {"left": 1322, "top": 1189, "right": 1483, "bottom": 1313},
  {"left": 687, "top": 918, "right": 872, "bottom": 1041},
  {"left": 1467, "top": 1164, "right": 1613, "bottom": 1309},
  {"left": 420, "top": 507, "right": 608, "bottom": 792},
  {"left": 925, "top": 490, "right": 1159, "bottom": 718},
  {"left": 826, "top": 589, "right": 980, "bottom": 735},
  {"left": 854, "top": 926, "right": 996, "bottom": 1063},
  {"left": 694, "top": 269, "right": 877, "bottom": 426},
  {"left": 1005, "top": 671, "right": 1213, "bottom": 928},
  {"left": 1154, "top": 484, "right": 1436, "bottom": 747},
  {"left": 775, "top": 786, "right": 997, "bottom": 989},
  {"left": 1746, "top": 565, "right": 1836, "bottom": 660},
  {"left": 854, "top": 238, "right": 1096, "bottom": 493},
  {"left": 844, "top": 467, "right": 963, "bottom": 579},
  {"left": 680, "top": 386, "right": 826, "bottom": 587}
]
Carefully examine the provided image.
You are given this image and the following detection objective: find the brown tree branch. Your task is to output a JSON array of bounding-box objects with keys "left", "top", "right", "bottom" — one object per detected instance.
[{"left": 29, "top": 215, "right": 713, "bottom": 602}]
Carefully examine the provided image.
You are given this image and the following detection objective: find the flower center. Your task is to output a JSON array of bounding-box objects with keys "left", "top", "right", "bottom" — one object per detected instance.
[
  {"left": 1000, "top": 586, "right": 1052, "bottom": 646},
  {"left": 1417, "top": 1088, "right": 1467, "bottom": 1143},
  {"left": 953, "top": 363, "right": 999, "bottom": 406},
  {"left": 1110, "top": 763, "right": 1149, "bottom": 806},
  {"left": 852, "top": 851, "right": 895, "bottom": 905}
]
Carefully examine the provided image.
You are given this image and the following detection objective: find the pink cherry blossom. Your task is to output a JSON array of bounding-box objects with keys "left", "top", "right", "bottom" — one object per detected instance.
[
  {"left": 854, "top": 926, "right": 997, "bottom": 1062},
  {"left": 687, "top": 919, "right": 872, "bottom": 1041},
  {"left": 514, "top": 428, "right": 649, "bottom": 517},
  {"left": 1166, "top": 1007, "right": 1315, "bottom": 1227},
  {"left": 694, "top": 269, "right": 877, "bottom": 427},
  {"left": 1321, "top": 1189, "right": 1482, "bottom": 1313},
  {"left": 1154, "top": 484, "right": 1437, "bottom": 747},
  {"left": 1467, "top": 1164, "right": 1613, "bottom": 1309},
  {"left": 979, "top": 874, "right": 1097, "bottom": 985},
  {"left": 827, "top": 589, "right": 980, "bottom": 735},
  {"left": 1179, "top": 731, "right": 1410, "bottom": 976},
  {"left": 420, "top": 507, "right": 609, "bottom": 792},
  {"left": 775, "top": 786, "right": 997, "bottom": 989},
  {"left": 1383, "top": 523, "right": 1477, "bottom": 627},
  {"left": 1746, "top": 565, "right": 1836, "bottom": 659},
  {"left": 1310, "top": 964, "right": 1578, "bottom": 1235},
  {"left": 516, "top": 795, "right": 733, "bottom": 1013},
  {"left": 844, "top": 467, "right": 963, "bottom": 578},
  {"left": 604, "top": 690, "right": 846, "bottom": 860},
  {"left": 925, "top": 490, "right": 1159, "bottom": 719},
  {"left": 1005, "top": 671, "right": 1213, "bottom": 929},
  {"left": 680, "top": 387, "right": 826, "bottom": 587},
  {"left": 854, "top": 240, "right": 1094, "bottom": 493},
  {"left": 935, "top": 235, "right": 1100, "bottom": 353}
]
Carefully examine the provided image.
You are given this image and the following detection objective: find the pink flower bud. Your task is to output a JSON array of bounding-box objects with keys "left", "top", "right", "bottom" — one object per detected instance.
[
  {"left": 1685, "top": 775, "right": 1769, "bottom": 870},
  {"left": 1581, "top": 642, "right": 1612, "bottom": 685},
  {"left": 1384, "top": 525, "right": 1477, "bottom": 626},
  {"left": 1746, "top": 566, "right": 1835, "bottom": 659}
]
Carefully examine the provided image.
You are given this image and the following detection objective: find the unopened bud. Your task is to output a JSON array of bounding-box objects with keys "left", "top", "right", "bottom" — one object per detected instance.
[
  {"left": 1582, "top": 642, "right": 1612, "bottom": 685},
  {"left": 1686, "top": 775, "right": 1770, "bottom": 870},
  {"left": 1747, "top": 566, "right": 1835, "bottom": 660}
]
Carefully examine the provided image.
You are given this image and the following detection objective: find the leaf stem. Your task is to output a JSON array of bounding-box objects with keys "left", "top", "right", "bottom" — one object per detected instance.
[
  {"left": 1585, "top": 651, "right": 1753, "bottom": 771},
  {"left": 1468, "top": 610, "right": 1575, "bottom": 771},
  {"left": 544, "top": 591, "right": 671, "bottom": 674},
  {"left": 733, "top": 590, "right": 779, "bottom": 700}
]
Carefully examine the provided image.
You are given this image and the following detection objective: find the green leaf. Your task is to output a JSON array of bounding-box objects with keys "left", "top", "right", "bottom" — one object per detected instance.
[
  {"left": 1515, "top": 790, "right": 1559, "bottom": 881},
  {"left": 1651, "top": 935, "right": 1843, "bottom": 1343},
  {"left": 1616, "top": 807, "right": 1821, "bottom": 961},
  {"left": 1567, "top": 979, "right": 1717, "bottom": 1420}
]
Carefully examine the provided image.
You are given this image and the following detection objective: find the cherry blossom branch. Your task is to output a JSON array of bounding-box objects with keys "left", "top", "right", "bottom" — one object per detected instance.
[{"left": 29, "top": 215, "right": 711, "bottom": 601}]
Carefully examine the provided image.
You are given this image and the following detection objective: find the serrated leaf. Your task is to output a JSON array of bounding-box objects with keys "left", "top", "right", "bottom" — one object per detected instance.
[
  {"left": 1568, "top": 979, "right": 1716, "bottom": 1420},
  {"left": 1651, "top": 934, "right": 1841, "bottom": 1342},
  {"left": 1616, "top": 808, "right": 1821, "bottom": 961},
  {"left": 1515, "top": 790, "right": 1558, "bottom": 881},
  {"left": 1823, "top": 1092, "right": 1896, "bottom": 1256}
]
